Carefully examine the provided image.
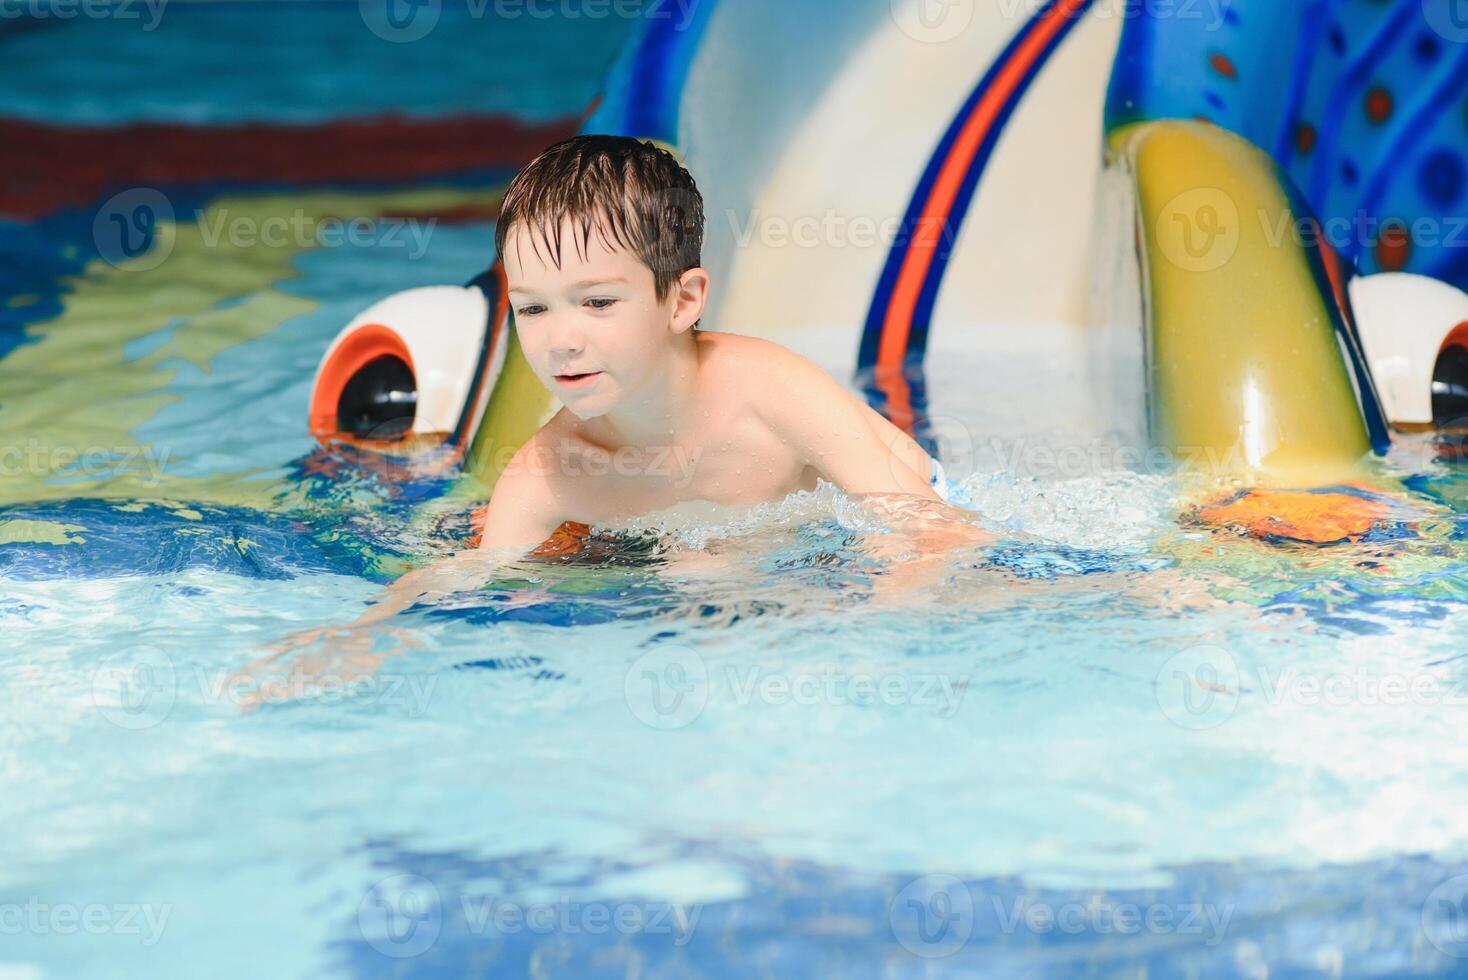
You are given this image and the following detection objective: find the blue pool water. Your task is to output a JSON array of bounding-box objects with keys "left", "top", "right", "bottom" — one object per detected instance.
[
  {"left": 4, "top": 7, "right": 1468, "bottom": 979},
  {"left": 0, "top": 4, "right": 624, "bottom": 125}
]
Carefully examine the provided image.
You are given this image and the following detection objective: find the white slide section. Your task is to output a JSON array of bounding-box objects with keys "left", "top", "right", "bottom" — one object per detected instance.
[{"left": 675, "top": 0, "right": 1124, "bottom": 377}]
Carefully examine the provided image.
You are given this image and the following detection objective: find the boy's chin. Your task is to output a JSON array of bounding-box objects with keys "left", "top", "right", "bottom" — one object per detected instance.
[{"left": 563, "top": 397, "right": 611, "bottom": 421}]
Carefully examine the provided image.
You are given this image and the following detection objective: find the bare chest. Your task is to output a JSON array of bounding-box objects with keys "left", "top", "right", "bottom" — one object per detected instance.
[{"left": 557, "top": 414, "right": 817, "bottom": 523}]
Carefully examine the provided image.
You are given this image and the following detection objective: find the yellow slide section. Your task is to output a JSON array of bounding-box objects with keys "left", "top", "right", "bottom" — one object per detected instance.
[
  {"left": 1118, "top": 120, "right": 1371, "bottom": 485},
  {"left": 460, "top": 327, "right": 553, "bottom": 498}
]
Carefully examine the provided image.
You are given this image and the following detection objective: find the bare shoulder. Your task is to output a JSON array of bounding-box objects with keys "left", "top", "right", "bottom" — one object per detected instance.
[
  {"left": 697, "top": 330, "right": 806, "bottom": 368},
  {"left": 696, "top": 331, "right": 837, "bottom": 402},
  {"left": 692, "top": 333, "right": 936, "bottom": 497}
]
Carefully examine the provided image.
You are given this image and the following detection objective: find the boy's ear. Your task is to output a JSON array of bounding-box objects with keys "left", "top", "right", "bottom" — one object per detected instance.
[{"left": 669, "top": 267, "right": 709, "bottom": 335}]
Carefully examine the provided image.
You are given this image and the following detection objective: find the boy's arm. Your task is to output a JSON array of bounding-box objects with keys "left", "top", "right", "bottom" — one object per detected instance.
[
  {"left": 759, "top": 347, "right": 940, "bottom": 498},
  {"left": 334, "top": 442, "right": 565, "bottom": 625},
  {"left": 476, "top": 441, "right": 567, "bottom": 553},
  {"left": 759, "top": 347, "right": 993, "bottom": 569},
  {"left": 231, "top": 443, "right": 565, "bottom": 708}
]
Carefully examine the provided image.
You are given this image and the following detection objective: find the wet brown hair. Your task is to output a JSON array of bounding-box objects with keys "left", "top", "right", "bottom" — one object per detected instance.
[{"left": 495, "top": 134, "right": 705, "bottom": 302}]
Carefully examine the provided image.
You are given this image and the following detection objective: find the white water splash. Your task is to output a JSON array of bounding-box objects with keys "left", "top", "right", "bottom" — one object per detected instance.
[{"left": 599, "top": 465, "right": 1179, "bottom": 557}]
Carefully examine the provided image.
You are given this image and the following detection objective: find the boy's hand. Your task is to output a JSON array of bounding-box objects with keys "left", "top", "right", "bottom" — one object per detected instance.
[
  {"left": 229, "top": 549, "right": 511, "bottom": 712},
  {"left": 854, "top": 491, "right": 995, "bottom": 567},
  {"left": 229, "top": 626, "right": 421, "bottom": 713},
  {"left": 851, "top": 491, "right": 996, "bottom": 605},
  {"left": 260, "top": 624, "right": 348, "bottom": 658}
]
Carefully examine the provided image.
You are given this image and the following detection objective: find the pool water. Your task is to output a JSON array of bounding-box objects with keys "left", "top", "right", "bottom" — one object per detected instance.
[{"left": 5, "top": 7, "right": 1468, "bottom": 979}]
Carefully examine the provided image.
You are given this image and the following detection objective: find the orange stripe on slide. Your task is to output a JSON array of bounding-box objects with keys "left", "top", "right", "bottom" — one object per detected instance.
[
  {"left": 877, "top": 0, "right": 1088, "bottom": 373},
  {"left": 1317, "top": 234, "right": 1352, "bottom": 324},
  {"left": 876, "top": 364, "right": 917, "bottom": 434}
]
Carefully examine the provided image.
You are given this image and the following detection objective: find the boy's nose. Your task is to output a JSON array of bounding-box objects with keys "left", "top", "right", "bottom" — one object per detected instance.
[{"left": 546, "top": 320, "right": 585, "bottom": 355}]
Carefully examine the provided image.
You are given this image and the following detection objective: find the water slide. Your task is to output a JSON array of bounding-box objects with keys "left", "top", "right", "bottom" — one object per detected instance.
[{"left": 310, "top": 0, "right": 1468, "bottom": 538}]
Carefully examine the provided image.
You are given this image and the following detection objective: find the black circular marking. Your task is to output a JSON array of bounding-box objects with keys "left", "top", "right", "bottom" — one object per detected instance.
[{"left": 337, "top": 354, "right": 417, "bottom": 440}]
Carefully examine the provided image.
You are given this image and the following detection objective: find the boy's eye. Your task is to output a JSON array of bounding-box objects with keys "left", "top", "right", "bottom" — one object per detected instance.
[
  {"left": 515, "top": 305, "right": 545, "bottom": 317},
  {"left": 585, "top": 297, "right": 618, "bottom": 310}
]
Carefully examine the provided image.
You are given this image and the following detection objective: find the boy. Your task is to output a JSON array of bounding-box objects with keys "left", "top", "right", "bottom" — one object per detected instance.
[
  {"left": 237, "top": 136, "right": 991, "bottom": 702},
  {"left": 481, "top": 134, "right": 957, "bottom": 548}
]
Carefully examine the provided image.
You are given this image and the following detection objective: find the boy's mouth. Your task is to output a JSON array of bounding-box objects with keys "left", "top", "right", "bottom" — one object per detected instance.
[{"left": 553, "top": 370, "right": 603, "bottom": 390}]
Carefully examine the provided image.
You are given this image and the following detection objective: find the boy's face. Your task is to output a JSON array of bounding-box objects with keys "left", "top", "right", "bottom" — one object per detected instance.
[{"left": 504, "top": 219, "right": 686, "bottom": 421}]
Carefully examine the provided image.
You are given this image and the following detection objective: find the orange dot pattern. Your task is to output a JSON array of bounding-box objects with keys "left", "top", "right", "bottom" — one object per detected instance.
[
  {"left": 1376, "top": 222, "right": 1412, "bottom": 272},
  {"left": 1296, "top": 122, "right": 1317, "bottom": 155},
  {"left": 1365, "top": 85, "right": 1393, "bottom": 124}
]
